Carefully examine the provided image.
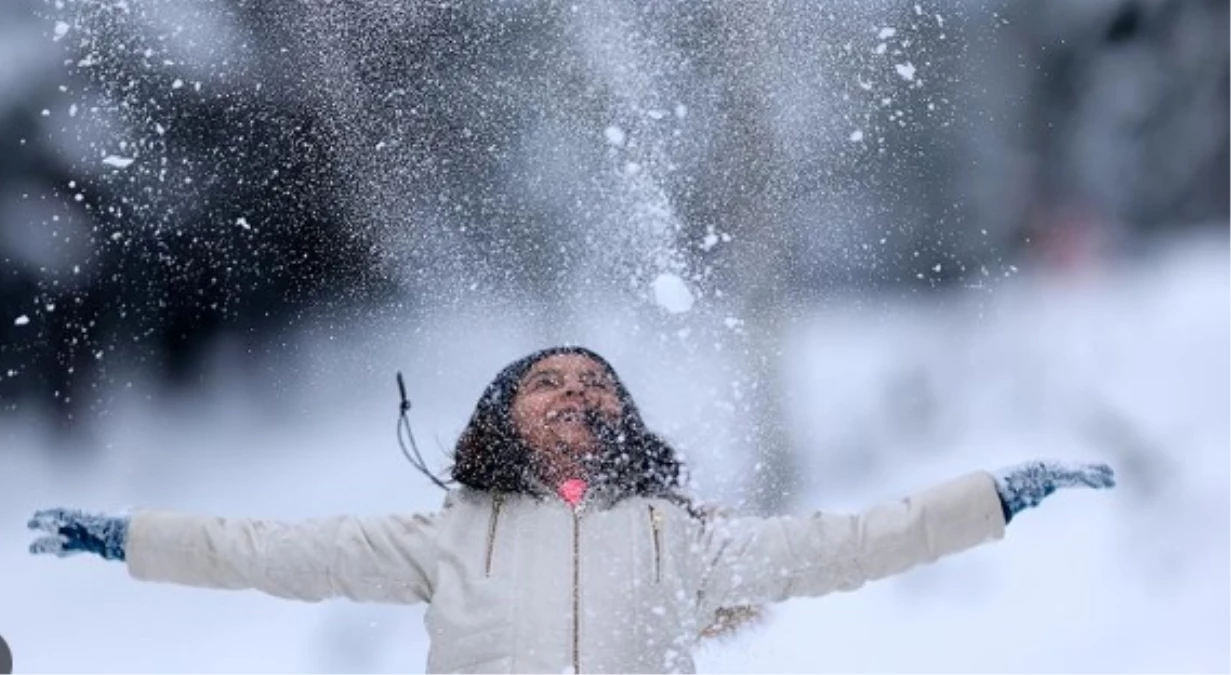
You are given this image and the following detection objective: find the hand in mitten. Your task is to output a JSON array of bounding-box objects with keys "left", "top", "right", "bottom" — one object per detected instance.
[
  {"left": 28, "top": 508, "right": 129, "bottom": 561},
  {"left": 993, "top": 461, "right": 1115, "bottom": 524}
]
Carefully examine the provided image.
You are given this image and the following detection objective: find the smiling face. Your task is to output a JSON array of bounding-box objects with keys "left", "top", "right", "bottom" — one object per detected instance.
[{"left": 510, "top": 353, "right": 624, "bottom": 484}]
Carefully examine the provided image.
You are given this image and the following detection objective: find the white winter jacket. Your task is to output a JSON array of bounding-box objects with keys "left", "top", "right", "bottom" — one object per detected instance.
[{"left": 126, "top": 471, "right": 1006, "bottom": 674}]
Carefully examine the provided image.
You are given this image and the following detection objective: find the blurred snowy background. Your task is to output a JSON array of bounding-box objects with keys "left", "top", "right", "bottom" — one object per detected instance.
[{"left": 1, "top": 0, "right": 1227, "bottom": 672}]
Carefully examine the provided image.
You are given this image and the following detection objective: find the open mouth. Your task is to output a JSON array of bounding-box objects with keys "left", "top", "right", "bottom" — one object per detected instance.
[{"left": 546, "top": 408, "right": 587, "bottom": 424}]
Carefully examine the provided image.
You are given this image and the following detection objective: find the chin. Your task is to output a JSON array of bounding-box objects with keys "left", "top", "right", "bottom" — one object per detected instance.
[
  {"left": 560, "top": 440, "right": 595, "bottom": 455},
  {"left": 554, "top": 436, "right": 598, "bottom": 455}
]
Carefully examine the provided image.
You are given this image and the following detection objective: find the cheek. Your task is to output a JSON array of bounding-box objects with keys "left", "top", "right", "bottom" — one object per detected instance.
[
  {"left": 598, "top": 395, "right": 623, "bottom": 416},
  {"left": 511, "top": 396, "right": 545, "bottom": 433}
]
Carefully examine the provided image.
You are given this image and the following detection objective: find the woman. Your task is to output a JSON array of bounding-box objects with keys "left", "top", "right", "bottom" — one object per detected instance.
[{"left": 28, "top": 346, "right": 1115, "bottom": 674}]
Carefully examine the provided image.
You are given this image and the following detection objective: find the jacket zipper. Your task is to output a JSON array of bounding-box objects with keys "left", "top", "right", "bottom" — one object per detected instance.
[
  {"left": 572, "top": 508, "right": 581, "bottom": 674},
  {"left": 484, "top": 493, "right": 504, "bottom": 577},
  {"left": 648, "top": 504, "right": 663, "bottom": 583}
]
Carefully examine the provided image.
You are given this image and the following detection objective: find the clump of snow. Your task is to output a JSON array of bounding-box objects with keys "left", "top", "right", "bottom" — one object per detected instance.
[
  {"left": 102, "top": 156, "right": 135, "bottom": 169},
  {"left": 895, "top": 63, "right": 917, "bottom": 81},
  {"left": 14, "top": 315, "right": 30, "bottom": 326},
  {"left": 604, "top": 126, "right": 627, "bottom": 147},
  {"left": 651, "top": 273, "right": 694, "bottom": 314}
]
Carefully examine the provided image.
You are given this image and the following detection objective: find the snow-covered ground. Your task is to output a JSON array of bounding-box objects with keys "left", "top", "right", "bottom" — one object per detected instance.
[{"left": 1, "top": 232, "right": 1226, "bottom": 673}]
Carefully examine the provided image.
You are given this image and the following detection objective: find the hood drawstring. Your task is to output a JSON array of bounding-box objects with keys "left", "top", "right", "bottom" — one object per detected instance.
[{"left": 397, "top": 372, "right": 450, "bottom": 490}]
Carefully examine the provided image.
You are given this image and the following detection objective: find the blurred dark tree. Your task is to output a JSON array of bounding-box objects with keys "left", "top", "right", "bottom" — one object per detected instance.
[
  {"left": 0, "top": 0, "right": 396, "bottom": 429},
  {"left": 965, "top": 0, "right": 1228, "bottom": 263}
]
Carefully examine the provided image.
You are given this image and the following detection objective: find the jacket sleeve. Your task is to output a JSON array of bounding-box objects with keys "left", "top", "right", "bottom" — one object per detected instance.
[
  {"left": 125, "top": 510, "right": 440, "bottom": 605},
  {"left": 697, "top": 471, "right": 1006, "bottom": 611}
]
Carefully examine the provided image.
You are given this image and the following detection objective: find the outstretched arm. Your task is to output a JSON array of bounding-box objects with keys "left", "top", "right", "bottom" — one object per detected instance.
[
  {"left": 698, "top": 462, "right": 1114, "bottom": 612},
  {"left": 29, "top": 507, "right": 440, "bottom": 605}
]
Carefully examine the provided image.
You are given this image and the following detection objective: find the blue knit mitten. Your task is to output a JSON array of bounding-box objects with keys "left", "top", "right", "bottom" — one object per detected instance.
[
  {"left": 993, "top": 461, "right": 1115, "bottom": 524},
  {"left": 28, "top": 508, "right": 130, "bottom": 561}
]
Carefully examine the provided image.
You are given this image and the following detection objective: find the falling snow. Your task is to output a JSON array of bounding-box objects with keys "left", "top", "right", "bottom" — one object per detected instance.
[
  {"left": 651, "top": 273, "right": 695, "bottom": 314},
  {"left": 1, "top": 3, "right": 1224, "bottom": 669},
  {"left": 604, "top": 126, "right": 627, "bottom": 147}
]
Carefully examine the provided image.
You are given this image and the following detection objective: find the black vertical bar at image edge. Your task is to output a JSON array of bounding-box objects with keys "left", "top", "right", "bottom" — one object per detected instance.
[{"left": 0, "top": 632, "right": 12, "bottom": 674}]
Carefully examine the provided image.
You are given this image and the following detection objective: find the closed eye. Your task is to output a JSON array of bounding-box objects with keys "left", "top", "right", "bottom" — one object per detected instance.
[
  {"left": 527, "top": 373, "right": 561, "bottom": 390},
  {"left": 581, "top": 373, "right": 614, "bottom": 390}
]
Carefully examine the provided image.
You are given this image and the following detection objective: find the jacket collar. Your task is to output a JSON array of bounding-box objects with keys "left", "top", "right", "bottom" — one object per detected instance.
[{"left": 448, "top": 476, "right": 626, "bottom": 512}]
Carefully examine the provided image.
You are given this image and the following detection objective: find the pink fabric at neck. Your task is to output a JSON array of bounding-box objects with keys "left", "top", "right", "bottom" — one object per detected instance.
[{"left": 558, "top": 478, "right": 588, "bottom": 507}]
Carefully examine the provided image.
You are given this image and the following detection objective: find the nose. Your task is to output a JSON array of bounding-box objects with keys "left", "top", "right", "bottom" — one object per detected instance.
[{"left": 561, "top": 377, "right": 585, "bottom": 397}]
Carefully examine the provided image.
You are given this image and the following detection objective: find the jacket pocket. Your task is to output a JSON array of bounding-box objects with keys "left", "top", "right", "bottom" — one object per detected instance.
[
  {"left": 648, "top": 504, "right": 664, "bottom": 583},
  {"left": 431, "top": 624, "right": 513, "bottom": 673}
]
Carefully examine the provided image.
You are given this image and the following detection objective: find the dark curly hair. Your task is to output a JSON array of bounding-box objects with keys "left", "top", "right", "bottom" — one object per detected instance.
[{"left": 450, "top": 346, "right": 686, "bottom": 500}]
